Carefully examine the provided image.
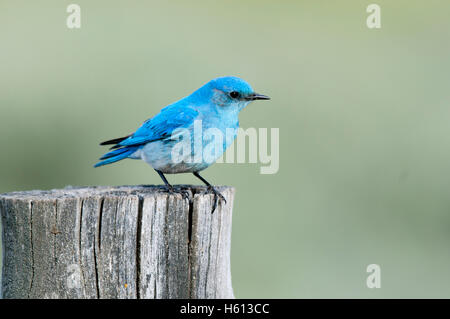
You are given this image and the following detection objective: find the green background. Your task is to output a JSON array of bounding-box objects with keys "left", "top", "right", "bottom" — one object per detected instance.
[{"left": 1, "top": 1, "right": 450, "bottom": 298}]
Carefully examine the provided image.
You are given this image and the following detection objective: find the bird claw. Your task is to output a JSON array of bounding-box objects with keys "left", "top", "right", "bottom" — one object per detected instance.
[
  {"left": 160, "top": 185, "right": 225, "bottom": 213},
  {"left": 178, "top": 189, "right": 191, "bottom": 202},
  {"left": 207, "top": 186, "right": 226, "bottom": 214},
  {"left": 162, "top": 186, "right": 190, "bottom": 202}
]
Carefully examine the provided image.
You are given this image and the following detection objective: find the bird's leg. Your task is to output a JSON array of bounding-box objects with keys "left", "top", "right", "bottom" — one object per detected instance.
[
  {"left": 156, "top": 170, "right": 173, "bottom": 191},
  {"left": 155, "top": 170, "right": 189, "bottom": 201},
  {"left": 193, "top": 172, "right": 226, "bottom": 214}
]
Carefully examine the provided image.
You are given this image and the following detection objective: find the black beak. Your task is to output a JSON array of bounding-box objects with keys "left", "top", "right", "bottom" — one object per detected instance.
[{"left": 249, "top": 93, "right": 270, "bottom": 101}]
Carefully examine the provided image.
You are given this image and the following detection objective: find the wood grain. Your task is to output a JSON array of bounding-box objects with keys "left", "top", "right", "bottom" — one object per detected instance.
[{"left": 0, "top": 185, "right": 234, "bottom": 299}]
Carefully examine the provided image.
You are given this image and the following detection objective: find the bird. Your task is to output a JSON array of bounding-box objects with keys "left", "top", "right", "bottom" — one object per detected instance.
[{"left": 94, "top": 76, "right": 270, "bottom": 212}]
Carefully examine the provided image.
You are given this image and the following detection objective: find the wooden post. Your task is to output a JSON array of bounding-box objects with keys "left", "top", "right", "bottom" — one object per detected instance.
[{"left": 0, "top": 185, "right": 235, "bottom": 299}]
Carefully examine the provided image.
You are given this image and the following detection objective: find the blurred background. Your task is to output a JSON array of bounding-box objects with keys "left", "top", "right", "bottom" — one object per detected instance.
[{"left": 1, "top": 0, "right": 450, "bottom": 298}]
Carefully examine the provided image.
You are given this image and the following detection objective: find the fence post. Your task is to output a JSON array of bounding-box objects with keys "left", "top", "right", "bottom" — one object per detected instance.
[{"left": 0, "top": 185, "right": 235, "bottom": 299}]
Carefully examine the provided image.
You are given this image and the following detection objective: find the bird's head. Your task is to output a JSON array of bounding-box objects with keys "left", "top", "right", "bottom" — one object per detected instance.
[{"left": 193, "top": 76, "right": 270, "bottom": 111}]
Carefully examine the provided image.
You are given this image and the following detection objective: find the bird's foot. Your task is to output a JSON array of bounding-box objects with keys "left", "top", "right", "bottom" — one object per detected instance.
[
  {"left": 205, "top": 186, "right": 226, "bottom": 214},
  {"left": 176, "top": 187, "right": 191, "bottom": 202},
  {"left": 161, "top": 185, "right": 190, "bottom": 202}
]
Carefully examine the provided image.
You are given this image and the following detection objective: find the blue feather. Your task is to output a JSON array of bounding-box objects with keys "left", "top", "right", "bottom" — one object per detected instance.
[
  {"left": 99, "top": 147, "right": 133, "bottom": 160},
  {"left": 116, "top": 106, "right": 199, "bottom": 148},
  {"left": 94, "top": 147, "right": 138, "bottom": 167}
]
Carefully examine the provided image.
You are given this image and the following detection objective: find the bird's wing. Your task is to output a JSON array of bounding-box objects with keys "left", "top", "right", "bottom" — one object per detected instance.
[{"left": 114, "top": 104, "right": 199, "bottom": 148}]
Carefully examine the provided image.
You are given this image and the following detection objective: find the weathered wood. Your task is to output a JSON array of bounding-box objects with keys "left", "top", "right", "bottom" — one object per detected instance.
[{"left": 0, "top": 185, "right": 235, "bottom": 299}]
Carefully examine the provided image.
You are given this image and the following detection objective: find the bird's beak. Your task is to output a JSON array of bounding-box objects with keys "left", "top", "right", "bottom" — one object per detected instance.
[{"left": 249, "top": 93, "right": 270, "bottom": 101}]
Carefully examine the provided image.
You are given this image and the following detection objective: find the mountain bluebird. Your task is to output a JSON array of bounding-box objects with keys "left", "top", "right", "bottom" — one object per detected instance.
[{"left": 95, "top": 76, "right": 270, "bottom": 212}]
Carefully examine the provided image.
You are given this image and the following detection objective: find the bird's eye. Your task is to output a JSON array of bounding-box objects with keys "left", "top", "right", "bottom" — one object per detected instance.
[{"left": 229, "top": 91, "right": 240, "bottom": 99}]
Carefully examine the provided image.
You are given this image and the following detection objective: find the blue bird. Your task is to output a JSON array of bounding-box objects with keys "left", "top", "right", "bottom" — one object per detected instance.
[{"left": 95, "top": 76, "right": 270, "bottom": 212}]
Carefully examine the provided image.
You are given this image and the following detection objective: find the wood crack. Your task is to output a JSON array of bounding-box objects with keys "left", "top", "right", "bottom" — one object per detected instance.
[
  {"left": 28, "top": 201, "right": 34, "bottom": 298},
  {"left": 186, "top": 188, "right": 196, "bottom": 298},
  {"left": 135, "top": 196, "right": 144, "bottom": 299},
  {"left": 78, "top": 198, "right": 86, "bottom": 296},
  {"left": 204, "top": 196, "right": 214, "bottom": 297},
  {"left": 52, "top": 200, "right": 58, "bottom": 295},
  {"left": 164, "top": 195, "right": 169, "bottom": 298},
  {"left": 93, "top": 197, "right": 104, "bottom": 299}
]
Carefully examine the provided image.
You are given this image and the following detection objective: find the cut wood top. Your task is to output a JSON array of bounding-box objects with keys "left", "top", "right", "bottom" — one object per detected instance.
[{"left": 0, "top": 185, "right": 234, "bottom": 199}]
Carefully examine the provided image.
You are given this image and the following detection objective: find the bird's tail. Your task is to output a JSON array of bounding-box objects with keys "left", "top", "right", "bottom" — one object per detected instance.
[{"left": 94, "top": 146, "right": 139, "bottom": 167}]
